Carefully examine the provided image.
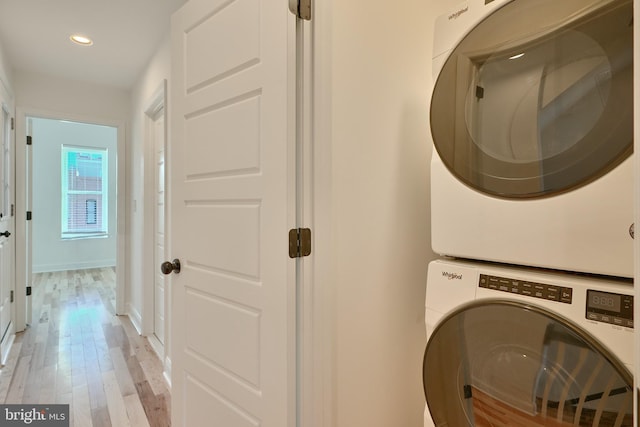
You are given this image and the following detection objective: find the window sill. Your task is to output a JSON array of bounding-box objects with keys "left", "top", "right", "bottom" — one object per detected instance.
[{"left": 61, "top": 233, "right": 108, "bottom": 241}]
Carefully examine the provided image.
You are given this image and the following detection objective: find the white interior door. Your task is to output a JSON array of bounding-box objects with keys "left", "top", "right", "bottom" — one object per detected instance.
[
  {"left": 25, "top": 118, "right": 33, "bottom": 326},
  {"left": 0, "top": 102, "right": 15, "bottom": 363},
  {"left": 170, "top": 0, "right": 296, "bottom": 426},
  {"left": 154, "top": 110, "right": 166, "bottom": 346}
]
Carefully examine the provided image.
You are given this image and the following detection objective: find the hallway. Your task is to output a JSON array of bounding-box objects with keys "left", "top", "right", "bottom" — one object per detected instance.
[{"left": 0, "top": 268, "right": 170, "bottom": 427}]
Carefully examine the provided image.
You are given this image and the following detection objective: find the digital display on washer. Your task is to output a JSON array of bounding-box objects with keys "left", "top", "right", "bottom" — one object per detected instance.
[
  {"left": 586, "top": 290, "right": 633, "bottom": 329},
  {"left": 588, "top": 290, "right": 621, "bottom": 312}
]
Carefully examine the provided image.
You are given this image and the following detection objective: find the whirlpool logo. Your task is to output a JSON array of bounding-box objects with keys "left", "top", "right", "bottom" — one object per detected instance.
[
  {"left": 442, "top": 271, "right": 463, "bottom": 280},
  {"left": 448, "top": 5, "right": 469, "bottom": 20}
]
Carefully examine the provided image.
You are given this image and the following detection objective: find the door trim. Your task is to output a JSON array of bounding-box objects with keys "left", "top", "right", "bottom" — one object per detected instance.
[
  {"left": 301, "top": 0, "right": 335, "bottom": 424},
  {"left": 15, "top": 107, "right": 126, "bottom": 331},
  {"left": 633, "top": 0, "right": 640, "bottom": 408},
  {"left": 142, "top": 80, "right": 170, "bottom": 380}
]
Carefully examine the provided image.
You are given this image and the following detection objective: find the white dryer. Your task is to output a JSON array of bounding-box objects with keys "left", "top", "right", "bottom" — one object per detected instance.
[
  {"left": 429, "top": 0, "right": 634, "bottom": 277},
  {"left": 423, "top": 258, "right": 633, "bottom": 427}
]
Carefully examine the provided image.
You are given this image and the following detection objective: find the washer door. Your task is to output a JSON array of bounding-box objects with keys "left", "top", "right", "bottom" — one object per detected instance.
[
  {"left": 423, "top": 301, "right": 633, "bottom": 426},
  {"left": 430, "top": 0, "right": 633, "bottom": 198}
]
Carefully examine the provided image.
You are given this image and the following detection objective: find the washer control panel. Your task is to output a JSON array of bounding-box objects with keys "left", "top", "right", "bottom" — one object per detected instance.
[
  {"left": 586, "top": 289, "right": 633, "bottom": 329},
  {"left": 479, "top": 274, "right": 573, "bottom": 304}
]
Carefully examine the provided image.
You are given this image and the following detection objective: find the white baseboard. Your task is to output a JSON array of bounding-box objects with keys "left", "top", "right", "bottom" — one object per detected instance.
[
  {"left": 163, "top": 356, "right": 172, "bottom": 389},
  {"left": 148, "top": 334, "right": 164, "bottom": 358},
  {"left": 127, "top": 303, "right": 143, "bottom": 335},
  {"left": 141, "top": 326, "right": 171, "bottom": 390},
  {"left": 33, "top": 260, "right": 116, "bottom": 273},
  {"left": 0, "top": 325, "right": 15, "bottom": 366}
]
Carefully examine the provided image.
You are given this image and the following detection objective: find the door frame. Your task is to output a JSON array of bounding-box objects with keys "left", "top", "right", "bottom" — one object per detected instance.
[
  {"left": 633, "top": 0, "right": 640, "bottom": 417},
  {"left": 15, "top": 107, "right": 126, "bottom": 330},
  {"left": 0, "top": 93, "right": 16, "bottom": 364},
  {"left": 142, "top": 80, "right": 170, "bottom": 380},
  {"left": 296, "top": 3, "right": 334, "bottom": 426}
]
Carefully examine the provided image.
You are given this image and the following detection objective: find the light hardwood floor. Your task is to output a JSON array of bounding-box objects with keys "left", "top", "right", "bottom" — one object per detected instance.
[{"left": 0, "top": 268, "right": 171, "bottom": 427}]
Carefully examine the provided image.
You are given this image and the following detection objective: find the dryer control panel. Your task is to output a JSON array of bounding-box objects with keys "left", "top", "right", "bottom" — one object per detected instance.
[
  {"left": 479, "top": 274, "right": 573, "bottom": 304},
  {"left": 586, "top": 290, "right": 633, "bottom": 329}
]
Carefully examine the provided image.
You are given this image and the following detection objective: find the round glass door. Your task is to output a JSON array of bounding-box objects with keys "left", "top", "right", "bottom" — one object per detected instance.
[
  {"left": 423, "top": 301, "right": 633, "bottom": 426},
  {"left": 430, "top": 0, "right": 633, "bottom": 198}
]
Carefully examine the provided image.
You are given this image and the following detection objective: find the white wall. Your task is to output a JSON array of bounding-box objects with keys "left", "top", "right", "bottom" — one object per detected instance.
[
  {"left": 0, "top": 40, "right": 13, "bottom": 102},
  {"left": 14, "top": 70, "right": 129, "bottom": 122},
  {"left": 128, "top": 33, "right": 171, "bottom": 343},
  {"left": 31, "top": 118, "right": 117, "bottom": 272},
  {"left": 325, "top": 0, "right": 450, "bottom": 425}
]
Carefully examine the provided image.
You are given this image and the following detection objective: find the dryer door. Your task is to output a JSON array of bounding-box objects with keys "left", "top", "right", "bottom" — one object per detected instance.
[
  {"left": 430, "top": 0, "right": 632, "bottom": 198},
  {"left": 423, "top": 301, "right": 633, "bottom": 426}
]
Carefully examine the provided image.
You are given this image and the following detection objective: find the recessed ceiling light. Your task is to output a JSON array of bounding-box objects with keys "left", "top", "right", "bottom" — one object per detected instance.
[{"left": 70, "top": 34, "right": 93, "bottom": 46}]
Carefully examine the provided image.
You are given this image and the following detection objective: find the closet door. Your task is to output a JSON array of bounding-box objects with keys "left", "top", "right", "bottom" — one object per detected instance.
[{"left": 169, "top": 0, "right": 297, "bottom": 425}]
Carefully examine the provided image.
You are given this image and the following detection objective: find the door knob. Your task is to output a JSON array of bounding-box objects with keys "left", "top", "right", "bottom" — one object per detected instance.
[
  {"left": 0, "top": 231, "right": 10, "bottom": 238},
  {"left": 161, "top": 259, "right": 181, "bottom": 275}
]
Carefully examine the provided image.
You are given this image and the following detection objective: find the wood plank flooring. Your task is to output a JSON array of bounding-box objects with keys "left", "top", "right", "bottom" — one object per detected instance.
[{"left": 0, "top": 268, "right": 171, "bottom": 427}]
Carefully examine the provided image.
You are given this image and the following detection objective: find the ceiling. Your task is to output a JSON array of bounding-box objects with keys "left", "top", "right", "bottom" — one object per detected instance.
[{"left": 0, "top": 0, "right": 187, "bottom": 89}]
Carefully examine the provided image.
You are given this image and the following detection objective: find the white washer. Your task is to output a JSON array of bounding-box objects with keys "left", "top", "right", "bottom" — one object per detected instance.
[
  {"left": 429, "top": 0, "right": 634, "bottom": 278},
  {"left": 423, "top": 258, "right": 633, "bottom": 427}
]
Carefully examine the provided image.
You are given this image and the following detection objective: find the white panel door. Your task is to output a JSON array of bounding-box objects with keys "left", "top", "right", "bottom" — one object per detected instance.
[
  {"left": 154, "top": 112, "right": 166, "bottom": 346},
  {"left": 170, "top": 0, "right": 295, "bottom": 426},
  {"left": 0, "top": 103, "right": 14, "bottom": 363}
]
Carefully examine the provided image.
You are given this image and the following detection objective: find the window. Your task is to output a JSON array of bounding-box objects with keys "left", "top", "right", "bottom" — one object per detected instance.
[{"left": 61, "top": 146, "right": 108, "bottom": 239}]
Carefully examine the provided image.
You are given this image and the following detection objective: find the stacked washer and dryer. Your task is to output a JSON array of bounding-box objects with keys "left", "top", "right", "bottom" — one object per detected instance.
[{"left": 423, "top": 0, "right": 635, "bottom": 426}]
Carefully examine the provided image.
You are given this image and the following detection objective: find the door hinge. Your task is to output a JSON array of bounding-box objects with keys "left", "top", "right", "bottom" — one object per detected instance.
[
  {"left": 26, "top": 286, "right": 32, "bottom": 296},
  {"left": 10, "top": 204, "right": 14, "bottom": 217},
  {"left": 289, "top": 228, "right": 311, "bottom": 258},
  {"left": 10, "top": 290, "right": 13, "bottom": 303},
  {"left": 26, "top": 211, "right": 32, "bottom": 221},
  {"left": 289, "top": 0, "right": 311, "bottom": 20},
  {"left": 26, "top": 136, "right": 32, "bottom": 145},
  {"left": 463, "top": 384, "right": 473, "bottom": 399},
  {"left": 10, "top": 118, "right": 14, "bottom": 130}
]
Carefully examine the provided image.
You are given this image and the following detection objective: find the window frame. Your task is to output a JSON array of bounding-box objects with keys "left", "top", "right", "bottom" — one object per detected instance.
[{"left": 61, "top": 145, "right": 109, "bottom": 239}]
